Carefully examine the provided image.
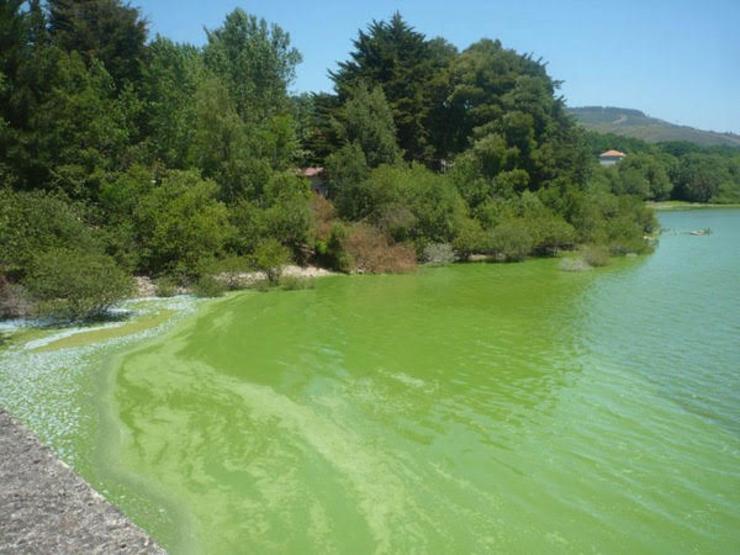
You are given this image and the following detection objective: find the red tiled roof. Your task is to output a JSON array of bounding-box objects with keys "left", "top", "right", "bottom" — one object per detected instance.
[{"left": 599, "top": 150, "right": 626, "bottom": 158}]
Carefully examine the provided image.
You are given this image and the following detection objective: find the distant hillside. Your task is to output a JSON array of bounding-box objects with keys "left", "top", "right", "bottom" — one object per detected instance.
[{"left": 568, "top": 106, "right": 740, "bottom": 148}]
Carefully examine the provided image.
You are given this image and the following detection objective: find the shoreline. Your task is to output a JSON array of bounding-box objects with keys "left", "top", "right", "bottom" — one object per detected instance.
[
  {"left": 647, "top": 201, "right": 740, "bottom": 211},
  {"left": 0, "top": 408, "right": 163, "bottom": 554}
]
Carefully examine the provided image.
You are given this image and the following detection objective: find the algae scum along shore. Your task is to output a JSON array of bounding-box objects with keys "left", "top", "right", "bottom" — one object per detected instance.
[{"left": 1, "top": 209, "right": 740, "bottom": 554}]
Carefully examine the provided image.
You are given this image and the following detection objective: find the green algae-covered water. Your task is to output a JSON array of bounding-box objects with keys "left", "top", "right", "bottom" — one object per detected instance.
[{"left": 2, "top": 209, "right": 740, "bottom": 553}]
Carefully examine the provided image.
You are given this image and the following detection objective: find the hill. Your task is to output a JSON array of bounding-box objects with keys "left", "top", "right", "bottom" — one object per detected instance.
[{"left": 568, "top": 106, "right": 740, "bottom": 147}]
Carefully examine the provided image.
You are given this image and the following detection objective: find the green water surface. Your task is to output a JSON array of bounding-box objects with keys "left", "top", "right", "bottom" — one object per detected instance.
[{"left": 6, "top": 210, "right": 740, "bottom": 553}]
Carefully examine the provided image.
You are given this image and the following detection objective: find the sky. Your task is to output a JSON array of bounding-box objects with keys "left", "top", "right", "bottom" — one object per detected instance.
[{"left": 139, "top": 0, "right": 740, "bottom": 134}]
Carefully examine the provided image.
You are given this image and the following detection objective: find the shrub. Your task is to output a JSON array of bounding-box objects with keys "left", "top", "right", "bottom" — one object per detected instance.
[
  {"left": 279, "top": 276, "right": 315, "bottom": 290},
  {"left": 491, "top": 220, "right": 535, "bottom": 261},
  {"left": 24, "top": 248, "right": 133, "bottom": 321},
  {"left": 0, "top": 189, "right": 101, "bottom": 276},
  {"left": 247, "top": 279, "right": 272, "bottom": 293},
  {"left": 192, "top": 274, "right": 227, "bottom": 298},
  {"left": 154, "top": 276, "right": 178, "bottom": 297},
  {"left": 422, "top": 243, "right": 456, "bottom": 265},
  {"left": 344, "top": 223, "right": 416, "bottom": 273},
  {"left": 581, "top": 245, "right": 610, "bottom": 267},
  {"left": 452, "top": 218, "right": 491, "bottom": 259},
  {"left": 250, "top": 239, "right": 291, "bottom": 283},
  {"left": 316, "top": 223, "right": 352, "bottom": 272},
  {"left": 211, "top": 255, "right": 251, "bottom": 290},
  {"left": 135, "top": 170, "right": 232, "bottom": 277},
  {"left": 0, "top": 274, "right": 31, "bottom": 318},
  {"left": 558, "top": 258, "right": 592, "bottom": 272}
]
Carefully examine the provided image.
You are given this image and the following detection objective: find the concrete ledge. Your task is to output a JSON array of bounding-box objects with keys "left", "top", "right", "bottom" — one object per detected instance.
[{"left": 0, "top": 409, "right": 163, "bottom": 554}]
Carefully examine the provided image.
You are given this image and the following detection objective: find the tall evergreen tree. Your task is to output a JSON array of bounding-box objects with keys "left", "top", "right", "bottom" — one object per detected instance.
[
  {"left": 47, "top": 0, "right": 148, "bottom": 87},
  {"left": 332, "top": 83, "right": 401, "bottom": 168},
  {"left": 331, "top": 13, "right": 445, "bottom": 164}
]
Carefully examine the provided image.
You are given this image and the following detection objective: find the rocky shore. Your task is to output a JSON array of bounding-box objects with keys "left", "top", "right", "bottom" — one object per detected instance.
[{"left": 0, "top": 409, "right": 163, "bottom": 554}]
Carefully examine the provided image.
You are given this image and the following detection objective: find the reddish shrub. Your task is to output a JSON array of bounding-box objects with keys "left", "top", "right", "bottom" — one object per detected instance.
[{"left": 344, "top": 224, "right": 417, "bottom": 273}]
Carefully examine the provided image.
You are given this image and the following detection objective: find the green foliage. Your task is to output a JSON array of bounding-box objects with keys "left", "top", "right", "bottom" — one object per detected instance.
[
  {"left": 325, "top": 143, "right": 371, "bottom": 220},
  {"left": 315, "top": 223, "right": 352, "bottom": 273},
  {"left": 491, "top": 220, "right": 536, "bottom": 261},
  {"left": 614, "top": 153, "right": 673, "bottom": 200},
  {"left": 332, "top": 83, "right": 401, "bottom": 168},
  {"left": 48, "top": 0, "right": 148, "bottom": 87},
  {"left": 674, "top": 153, "right": 733, "bottom": 202},
  {"left": 250, "top": 239, "right": 291, "bottom": 283},
  {"left": 452, "top": 218, "right": 491, "bottom": 258},
  {"left": 580, "top": 245, "right": 611, "bottom": 267},
  {"left": 279, "top": 276, "right": 315, "bottom": 291},
  {"left": 331, "top": 13, "right": 449, "bottom": 162},
  {"left": 203, "top": 8, "right": 301, "bottom": 122},
  {"left": 135, "top": 171, "right": 232, "bottom": 277},
  {"left": 138, "top": 37, "right": 202, "bottom": 168},
  {"left": 24, "top": 248, "right": 133, "bottom": 320},
  {"left": 342, "top": 164, "right": 468, "bottom": 251},
  {"left": 192, "top": 274, "right": 227, "bottom": 298},
  {"left": 1, "top": 3, "right": 694, "bottom": 304},
  {"left": 0, "top": 188, "right": 100, "bottom": 275},
  {"left": 154, "top": 276, "right": 178, "bottom": 297}
]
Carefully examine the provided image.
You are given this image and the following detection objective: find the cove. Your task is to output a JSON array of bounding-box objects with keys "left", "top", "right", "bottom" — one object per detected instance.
[{"left": 3, "top": 209, "right": 740, "bottom": 553}]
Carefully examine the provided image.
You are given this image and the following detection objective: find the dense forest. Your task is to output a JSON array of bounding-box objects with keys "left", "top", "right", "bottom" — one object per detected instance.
[{"left": 4, "top": 1, "right": 733, "bottom": 320}]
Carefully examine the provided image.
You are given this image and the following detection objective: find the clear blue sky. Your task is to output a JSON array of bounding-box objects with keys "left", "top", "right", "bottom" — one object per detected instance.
[{"left": 139, "top": 0, "right": 740, "bottom": 134}]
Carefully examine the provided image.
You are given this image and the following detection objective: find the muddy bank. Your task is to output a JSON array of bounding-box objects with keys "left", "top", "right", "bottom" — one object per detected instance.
[{"left": 0, "top": 409, "right": 163, "bottom": 554}]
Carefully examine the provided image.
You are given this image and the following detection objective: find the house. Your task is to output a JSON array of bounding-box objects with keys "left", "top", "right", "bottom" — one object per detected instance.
[
  {"left": 599, "top": 149, "right": 626, "bottom": 166},
  {"left": 299, "top": 167, "right": 327, "bottom": 195}
]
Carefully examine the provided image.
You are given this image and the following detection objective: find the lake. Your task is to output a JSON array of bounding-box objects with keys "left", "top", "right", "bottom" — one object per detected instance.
[{"left": 2, "top": 209, "right": 739, "bottom": 553}]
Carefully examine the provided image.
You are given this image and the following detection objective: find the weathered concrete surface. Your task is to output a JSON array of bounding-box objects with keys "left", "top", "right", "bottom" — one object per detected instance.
[{"left": 0, "top": 409, "right": 164, "bottom": 554}]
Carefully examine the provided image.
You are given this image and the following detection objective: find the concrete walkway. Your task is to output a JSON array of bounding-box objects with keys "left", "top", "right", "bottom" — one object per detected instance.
[{"left": 0, "top": 409, "right": 163, "bottom": 554}]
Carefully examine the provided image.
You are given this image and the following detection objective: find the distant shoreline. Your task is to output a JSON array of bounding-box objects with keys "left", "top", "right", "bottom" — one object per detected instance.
[{"left": 647, "top": 201, "right": 740, "bottom": 211}]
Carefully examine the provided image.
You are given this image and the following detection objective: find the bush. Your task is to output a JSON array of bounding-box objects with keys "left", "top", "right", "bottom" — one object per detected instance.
[
  {"left": 0, "top": 189, "right": 101, "bottom": 276},
  {"left": 581, "top": 245, "right": 610, "bottom": 267},
  {"left": 135, "top": 170, "right": 232, "bottom": 277},
  {"left": 247, "top": 279, "right": 272, "bottom": 293},
  {"left": 491, "top": 220, "right": 535, "bottom": 261},
  {"left": 192, "top": 274, "right": 227, "bottom": 298},
  {"left": 422, "top": 243, "right": 456, "bottom": 265},
  {"left": 250, "top": 239, "right": 291, "bottom": 283},
  {"left": 154, "top": 276, "right": 178, "bottom": 297},
  {"left": 558, "top": 257, "right": 592, "bottom": 272},
  {"left": 279, "top": 276, "right": 315, "bottom": 290},
  {"left": 211, "top": 255, "right": 251, "bottom": 290},
  {"left": 24, "top": 248, "right": 133, "bottom": 321},
  {"left": 452, "top": 218, "right": 491, "bottom": 259},
  {"left": 344, "top": 223, "right": 416, "bottom": 273},
  {"left": 0, "top": 275, "right": 31, "bottom": 318}
]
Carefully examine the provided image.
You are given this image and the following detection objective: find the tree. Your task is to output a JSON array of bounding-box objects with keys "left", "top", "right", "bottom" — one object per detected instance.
[
  {"left": 135, "top": 171, "right": 232, "bottom": 277},
  {"left": 332, "top": 83, "right": 401, "bottom": 168},
  {"left": 446, "top": 39, "right": 588, "bottom": 188},
  {"left": 674, "top": 153, "right": 732, "bottom": 202},
  {"left": 48, "top": 0, "right": 148, "bottom": 87},
  {"left": 138, "top": 36, "right": 202, "bottom": 168},
  {"left": 0, "top": 188, "right": 100, "bottom": 276},
  {"left": 203, "top": 8, "right": 301, "bottom": 123},
  {"left": 24, "top": 247, "right": 132, "bottom": 320},
  {"left": 250, "top": 239, "right": 291, "bottom": 283},
  {"left": 331, "top": 13, "right": 446, "bottom": 163},
  {"left": 615, "top": 153, "right": 673, "bottom": 200}
]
